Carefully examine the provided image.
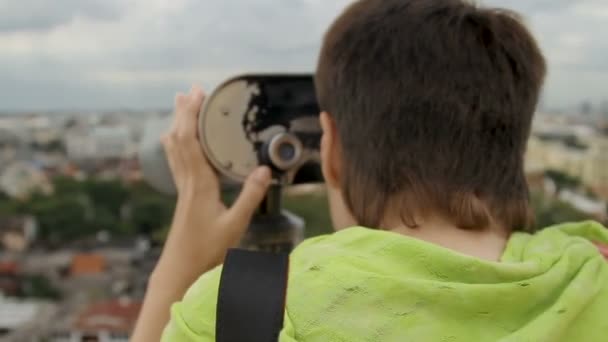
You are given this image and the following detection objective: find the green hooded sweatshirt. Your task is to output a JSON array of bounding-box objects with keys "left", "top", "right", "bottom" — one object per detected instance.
[{"left": 162, "top": 221, "right": 608, "bottom": 341}]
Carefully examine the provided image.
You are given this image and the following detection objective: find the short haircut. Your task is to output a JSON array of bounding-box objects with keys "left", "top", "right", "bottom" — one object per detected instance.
[{"left": 315, "top": 0, "right": 546, "bottom": 231}]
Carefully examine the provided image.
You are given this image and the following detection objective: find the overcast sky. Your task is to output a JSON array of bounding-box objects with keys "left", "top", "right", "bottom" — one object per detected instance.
[{"left": 0, "top": 0, "right": 606, "bottom": 111}]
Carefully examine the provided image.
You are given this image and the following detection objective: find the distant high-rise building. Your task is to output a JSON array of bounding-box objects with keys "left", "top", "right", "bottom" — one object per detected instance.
[
  {"left": 600, "top": 101, "right": 608, "bottom": 119},
  {"left": 64, "top": 125, "right": 134, "bottom": 161},
  {"left": 580, "top": 101, "right": 593, "bottom": 116}
]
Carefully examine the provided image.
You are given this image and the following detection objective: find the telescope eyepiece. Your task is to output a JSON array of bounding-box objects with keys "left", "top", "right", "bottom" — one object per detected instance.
[{"left": 262, "top": 133, "right": 303, "bottom": 171}]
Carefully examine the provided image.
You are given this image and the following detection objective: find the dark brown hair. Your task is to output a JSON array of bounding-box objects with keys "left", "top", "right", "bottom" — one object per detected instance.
[{"left": 316, "top": 0, "right": 546, "bottom": 231}]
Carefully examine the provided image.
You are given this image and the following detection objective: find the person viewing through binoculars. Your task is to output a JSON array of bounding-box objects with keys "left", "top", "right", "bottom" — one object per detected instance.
[{"left": 132, "top": 0, "right": 608, "bottom": 341}]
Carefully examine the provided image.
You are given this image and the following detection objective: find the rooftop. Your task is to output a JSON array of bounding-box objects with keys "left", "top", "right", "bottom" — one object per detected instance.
[
  {"left": 70, "top": 254, "right": 106, "bottom": 276},
  {"left": 73, "top": 298, "right": 141, "bottom": 333},
  {"left": 0, "top": 296, "right": 39, "bottom": 330}
]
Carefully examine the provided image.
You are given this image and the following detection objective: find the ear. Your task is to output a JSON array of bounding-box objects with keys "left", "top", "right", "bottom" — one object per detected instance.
[
  {"left": 320, "top": 111, "right": 357, "bottom": 230},
  {"left": 320, "top": 111, "right": 341, "bottom": 189}
]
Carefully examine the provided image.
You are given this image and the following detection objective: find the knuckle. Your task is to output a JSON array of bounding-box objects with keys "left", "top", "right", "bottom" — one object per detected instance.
[
  {"left": 193, "top": 89, "right": 205, "bottom": 101},
  {"left": 174, "top": 94, "right": 183, "bottom": 105},
  {"left": 176, "top": 131, "right": 191, "bottom": 142},
  {"left": 187, "top": 103, "right": 200, "bottom": 114}
]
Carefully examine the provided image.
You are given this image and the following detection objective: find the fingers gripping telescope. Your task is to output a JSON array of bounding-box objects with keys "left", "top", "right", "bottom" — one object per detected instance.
[{"left": 139, "top": 74, "right": 323, "bottom": 252}]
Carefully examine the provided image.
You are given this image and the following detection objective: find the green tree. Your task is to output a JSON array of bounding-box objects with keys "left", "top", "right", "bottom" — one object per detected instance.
[
  {"left": 0, "top": 191, "right": 19, "bottom": 215},
  {"left": 30, "top": 139, "right": 66, "bottom": 153},
  {"left": 52, "top": 176, "right": 85, "bottom": 195},
  {"left": 125, "top": 181, "right": 175, "bottom": 236},
  {"left": 85, "top": 179, "right": 129, "bottom": 218},
  {"left": 545, "top": 170, "right": 582, "bottom": 192},
  {"left": 152, "top": 224, "right": 171, "bottom": 242},
  {"left": 531, "top": 191, "right": 592, "bottom": 229},
  {"left": 129, "top": 196, "right": 175, "bottom": 235},
  {"left": 46, "top": 139, "right": 66, "bottom": 153},
  {"left": 88, "top": 206, "right": 119, "bottom": 234},
  {"left": 21, "top": 275, "right": 62, "bottom": 300},
  {"left": 27, "top": 194, "right": 90, "bottom": 243}
]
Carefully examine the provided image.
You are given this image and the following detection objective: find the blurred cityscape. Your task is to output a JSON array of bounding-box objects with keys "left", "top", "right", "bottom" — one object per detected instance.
[{"left": 0, "top": 104, "right": 606, "bottom": 341}]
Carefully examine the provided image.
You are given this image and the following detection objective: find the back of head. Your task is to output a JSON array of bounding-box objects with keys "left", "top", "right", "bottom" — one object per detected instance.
[{"left": 316, "top": 0, "right": 546, "bottom": 232}]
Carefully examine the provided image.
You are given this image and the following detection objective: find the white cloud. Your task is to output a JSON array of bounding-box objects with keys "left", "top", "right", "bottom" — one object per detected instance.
[
  {"left": 0, "top": 0, "right": 123, "bottom": 32},
  {"left": 0, "top": 0, "right": 606, "bottom": 110}
]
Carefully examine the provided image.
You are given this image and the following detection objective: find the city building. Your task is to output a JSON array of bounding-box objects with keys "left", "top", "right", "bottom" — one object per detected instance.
[
  {"left": 138, "top": 117, "right": 175, "bottom": 195},
  {"left": 65, "top": 125, "right": 135, "bottom": 161},
  {"left": 70, "top": 254, "right": 106, "bottom": 277},
  {"left": 25, "top": 115, "right": 63, "bottom": 147},
  {"left": 0, "top": 126, "right": 26, "bottom": 171},
  {"left": 0, "top": 216, "right": 38, "bottom": 252},
  {"left": 559, "top": 190, "right": 607, "bottom": 222},
  {"left": 582, "top": 137, "right": 608, "bottom": 198},
  {"left": 0, "top": 303, "right": 58, "bottom": 341},
  {"left": 0, "top": 295, "right": 40, "bottom": 337},
  {"left": 0, "top": 161, "right": 53, "bottom": 199},
  {"left": 525, "top": 123, "right": 608, "bottom": 201},
  {"left": 0, "top": 261, "right": 21, "bottom": 297},
  {"left": 524, "top": 162, "right": 546, "bottom": 191},
  {"left": 51, "top": 298, "right": 141, "bottom": 342}
]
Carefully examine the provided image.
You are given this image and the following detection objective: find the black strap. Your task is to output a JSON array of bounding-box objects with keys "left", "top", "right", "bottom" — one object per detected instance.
[{"left": 216, "top": 249, "right": 289, "bottom": 342}]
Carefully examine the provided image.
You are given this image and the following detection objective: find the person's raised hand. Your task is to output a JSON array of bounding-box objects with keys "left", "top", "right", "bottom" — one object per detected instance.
[
  {"left": 132, "top": 85, "right": 272, "bottom": 342},
  {"left": 154, "top": 85, "right": 272, "bottom": 284}
]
